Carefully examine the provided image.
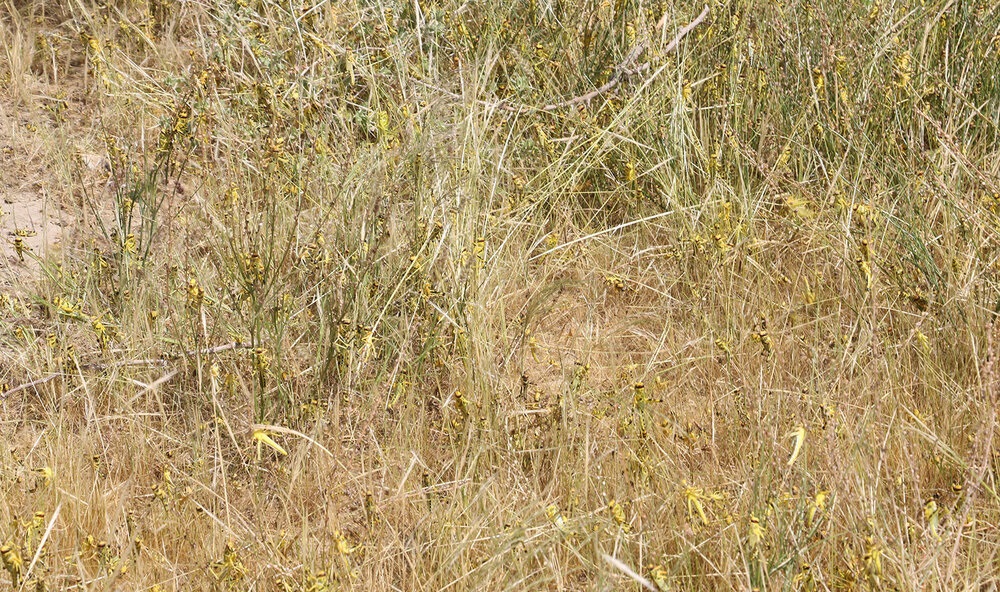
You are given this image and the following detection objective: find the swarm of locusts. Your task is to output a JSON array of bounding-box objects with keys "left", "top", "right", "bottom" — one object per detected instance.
[{"left": 1, "top": 0, "right": 999, "bottom": 590}]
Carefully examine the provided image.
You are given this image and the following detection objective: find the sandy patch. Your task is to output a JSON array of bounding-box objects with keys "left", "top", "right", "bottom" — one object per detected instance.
[
  {"left": 0, "top": 101, "right": 90, "bottom": 290},
  {"left": 2, "top": 188, "right": 63, "bottom": 263}
]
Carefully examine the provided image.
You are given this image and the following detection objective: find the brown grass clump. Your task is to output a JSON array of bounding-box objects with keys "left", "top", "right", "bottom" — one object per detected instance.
[{"left": 2, "top": 0, "right": 1000, "bottom": 590}]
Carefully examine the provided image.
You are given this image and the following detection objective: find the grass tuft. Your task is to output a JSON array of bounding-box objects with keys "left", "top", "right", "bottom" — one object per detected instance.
[{"left": 2, "top": 0, "right": 1000, "bottom": 589}]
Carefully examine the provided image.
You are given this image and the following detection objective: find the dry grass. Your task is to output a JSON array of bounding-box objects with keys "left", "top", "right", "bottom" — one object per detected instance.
[{"left": 1, "top": 0, "right": 1000, "bottom": 590}]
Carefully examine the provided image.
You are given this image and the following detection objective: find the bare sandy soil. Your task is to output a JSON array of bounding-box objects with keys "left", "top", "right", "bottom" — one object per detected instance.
[
  {"left": 0, "top": 97, "right": 109, "bottom": 290},
  {"left": 0, "top": 107, "right": 62, "bottom": 280}
]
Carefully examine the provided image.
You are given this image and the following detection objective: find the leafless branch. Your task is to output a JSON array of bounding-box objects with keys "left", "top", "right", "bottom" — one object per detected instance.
[
  {"left": 1, "top": 342, "right": 252, "bottom": 400},
  {"left": 0, "top": 373, "right": 60, "bottom": 400},
  {"left": 542, "top": 5, "right": 710, "bottom": 111}
]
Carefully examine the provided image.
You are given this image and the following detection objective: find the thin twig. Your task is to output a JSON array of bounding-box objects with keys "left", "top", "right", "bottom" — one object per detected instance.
[
  {"left": 944, "top": 322, "right": 1000, "bottom": 580},
  {"left": 142, "top": 369, "right": 181, "bottom": 393},
  {"left": 79, "top": 341, "right": 252, "bottom": 370},
  {"left": 252, "top": 423, "right": 352, "bottom": 473},
  {"left": 916, "top": 107, "right": 1000, "bottom": 195},
  {"left": 1, "top": 342, "right": 251, "bottom": 400},
  {"left": 1, "top": 373, "right": 60, "bottom": 400},
  {"left": 412, "top": 77, "right": 522, "bottom": 112},
  {"left": 78, "top": 357, "right": 169, "bottom": 370},
  {"left": 182, "top": 341, "right": 252, "bottom": 357},
  {"left": 18, "top": 503, "right": 61, "bottom": 592},
  {"left": 542, "top": 5, "right": 710, "bottom": 111},
  {"left": 602, "top": 554, "right": 658, "bottom": 592},
  {"left": 413, "top": 5, "right": 709, "bottom": 115},
  {"left": 528, "top": 209, "right": 674, "bottom": 261}
]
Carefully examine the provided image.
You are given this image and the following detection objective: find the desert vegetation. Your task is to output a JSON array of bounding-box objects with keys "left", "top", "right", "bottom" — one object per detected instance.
[{"left": 1, "top": 0, "right": 999, "bottom": 590}]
